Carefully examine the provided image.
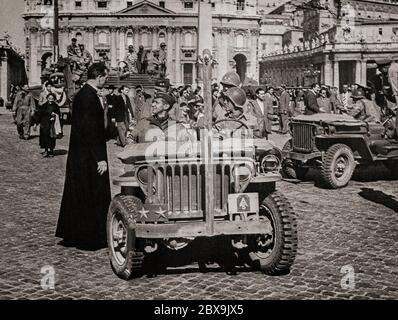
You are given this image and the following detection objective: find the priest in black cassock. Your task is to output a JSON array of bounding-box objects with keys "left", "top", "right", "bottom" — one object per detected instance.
[{"left": 56, "top": 63, "right": 111, "bottom": 250}]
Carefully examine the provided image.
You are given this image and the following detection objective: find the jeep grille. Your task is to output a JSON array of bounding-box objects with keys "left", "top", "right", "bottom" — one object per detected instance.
[
  {"left": 145, "top": 163, "right": 233, "bottom": 218},
  {"left": 291, "top": 123, "right": 315, "bottom": 153}
]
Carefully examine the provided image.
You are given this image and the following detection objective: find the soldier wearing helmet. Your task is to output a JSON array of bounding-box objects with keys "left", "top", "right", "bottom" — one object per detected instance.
[
  {"left": 213, "top": 71, "right": 242, "bottom": 121},
  {"left": 348, "top": 88, "right": 381, "bottom": 123},
  {"left": 215, "top": 87, "right": 258, "bottom": 136}
]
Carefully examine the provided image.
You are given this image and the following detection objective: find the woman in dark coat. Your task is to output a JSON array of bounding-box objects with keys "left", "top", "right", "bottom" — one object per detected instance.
[{"left": 38, "top": 93, "right": 61, "bottom": 157}]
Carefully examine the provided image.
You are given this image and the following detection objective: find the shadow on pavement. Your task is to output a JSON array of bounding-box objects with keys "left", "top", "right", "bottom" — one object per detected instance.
[
  {"left": 358, "top": 188, "right": 398, "bottom": 212},
  {"left": 53, "top": 149, "right": 68, "bottom": 156},
  {"left": 139, "top": 237, "right": 254, "bottom": 278}
]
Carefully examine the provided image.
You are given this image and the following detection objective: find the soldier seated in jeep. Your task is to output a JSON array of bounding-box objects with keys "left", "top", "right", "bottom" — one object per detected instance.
[
  {"left": 137, "top": 92, "right": 197, "bottom": 143},
  {"left": 347, "top": 88, "right": 382, "bottom": 123},
  {"left": 214, "top": 87, "right": 259, "bottom": 138}
]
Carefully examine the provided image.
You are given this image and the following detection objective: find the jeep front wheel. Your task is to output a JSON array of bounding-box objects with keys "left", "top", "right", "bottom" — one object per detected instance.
[
  {"left": 321, "top": 144, "right": 356, "bottom": 189},
  {"left": 107, "top": 195, "right": 144, "bottom": 280},
  {"left": 244, "top": 192, "right": 298, "bottom": 275}
]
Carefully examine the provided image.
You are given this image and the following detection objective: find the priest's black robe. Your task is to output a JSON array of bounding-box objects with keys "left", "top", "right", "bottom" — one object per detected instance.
[{"left": 56, "top": 84, "right": 111, "bottom": 249}]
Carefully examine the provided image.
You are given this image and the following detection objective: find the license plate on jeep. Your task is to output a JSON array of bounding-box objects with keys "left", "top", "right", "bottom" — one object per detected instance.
[{"left": 228, "top": 193, "right": 259, "bottom": 214}]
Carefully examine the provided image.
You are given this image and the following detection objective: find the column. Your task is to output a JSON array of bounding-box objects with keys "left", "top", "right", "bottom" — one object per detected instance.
[
  {"left": 333, "top": 61, "right": 339, "bottom": 89},
  {"left": 166, "top": 27, "right": 174, "bottom": 83},
  {"left": 29, "top": 27, "right": 40, "bottom": 85},
  {"left": 218, "top": 28, "right": 229, "bottom": 82},
  {"left": 0, "top": 52, "right": 8, "bottom": 102},
  {"left": 250, "top": 30, "right": 259, "bottom": 82},
  {"left": 86, "top": 27, "right": 95, "bottom": 59},
  {"left": 355, "top": 60, "right": 362, "bottom": 85},
  {"left": 132, "top": 27, "right": 138, "bottom": 47},
  {"left": 175, "top": 27, "right": 182, "bottom": 85},
  {"left": 110, "top": 27, "right": 117, "bottom": 68},
  {"left": 119, "top": 27, "right": 126, "bottom": 62},
  {"left": 361, "top": 60, "right": 367, "bottom": 86},
  {"left": 193, "top": 62, "right": 197, "bottom": 85},
  {"left": 152, "top": 27, "right": 158, "bottom": 50},
  {"left": 323, "top": 58, "right": 333, "bottom": 86}
]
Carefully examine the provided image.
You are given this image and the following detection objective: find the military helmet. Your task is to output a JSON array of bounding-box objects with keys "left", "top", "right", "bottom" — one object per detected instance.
[
  {"left": 220, "top": 71, "right": 241, "bottom": 87},
  {"left": 223, "top": 87, "right": 247, "bottom": 108},
  {"left": 351, "top": 88, "right": 366, "bottom": 99}
]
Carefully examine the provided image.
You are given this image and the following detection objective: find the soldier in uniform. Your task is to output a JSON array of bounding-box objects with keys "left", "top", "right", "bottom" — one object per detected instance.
[
  {"left": 213, "top": 71, "right": 241, "bottom": 121},
  {"left": 138, "top": 93, "right": 196, "bottom": 143},
  {"left": 215, "top": 87, "right": 258, "bottom": 138},
  {"left": 348, "top": 88, "right": 382, "bottom": 123}
]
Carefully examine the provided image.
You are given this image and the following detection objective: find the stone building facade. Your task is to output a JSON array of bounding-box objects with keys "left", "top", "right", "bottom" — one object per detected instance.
[
  {"left": 260, "top": 0, "right": 398, "bottom": 89},
  {"left": 23, "top": 0, "right": 265, "bottom": 86},
  {"left": 0, "top": 36, "right": 27, "bottom": 105}
]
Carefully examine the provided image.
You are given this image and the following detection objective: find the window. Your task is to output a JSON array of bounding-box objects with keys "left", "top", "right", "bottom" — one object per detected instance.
[
  {"left": 141, "top": 32, "right": 149, "bottom": 47},
  {"left": 262, "top": 43, "right": 267, "bottom": 51},
  {"left": 127, "top": 1, "right": 133, "bottom": 7},
  {"left": 393, "top": 27, "right": 398, "bottom": 35},
  {"left": 43, "top": 32, "right": 52, "bottom": 47},
  {"left": 236, "top": 34, "right": 244, "bottom": 48},
  {"left": 184, "top": 1, "right": 194, "bottom": 9},
  {"left": 126, "top": 32, "right": 133, "bottom": 46},
  {"left": 97, "top": 1, "right": 108, "bottom": 9},
  {"left": 159, "top": 32, "right": 166, "bottom": 45},
  {"left": 98, "top": 32, "right": 108, "bottom": 44},
  {"left": 237, "top": 0, "right": 245, "bottom": 11},
  {"left": 159, "top": 1, "right": 165, "bottom": 8},
  {"left": 75, "top": 1, "right": 82, "bottom": 8},
  {"left": 211, "top": 2, "right": 215, "bottom": 9},
  {"left": 379, "top": 28, "right": 383, "bottom": 35},
  {"left": 76, "top": 32, "right": 83, "bottom": 42},
  {"left": 44, "top": 0, "right": 53, "bottom": 5},
  {"left": 184, "top": 32, "right": 193, "bottom": 47}
]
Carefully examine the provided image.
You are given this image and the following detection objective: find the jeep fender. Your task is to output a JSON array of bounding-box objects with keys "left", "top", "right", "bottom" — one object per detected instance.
[{"left": 315, "top": 135, "right": 374, "bottom": 161}]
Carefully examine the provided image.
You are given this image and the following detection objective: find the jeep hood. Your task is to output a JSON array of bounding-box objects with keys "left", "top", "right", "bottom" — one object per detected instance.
[
  {"left": 117, "top": 138, "right": 275, "bottom": 164},
  {"left": 292, "top": 114, "right": 365, "bottom": 125}
]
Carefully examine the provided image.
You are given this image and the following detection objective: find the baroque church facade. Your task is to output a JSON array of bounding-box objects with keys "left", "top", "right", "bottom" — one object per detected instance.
[{"left": 23, "top": 0, "right": 266, "bottom": 86}]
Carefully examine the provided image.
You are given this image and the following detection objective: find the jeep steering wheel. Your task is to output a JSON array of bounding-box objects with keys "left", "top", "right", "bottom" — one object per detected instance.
[{"left": 213, "top": 119, "right": 249, "bottom": 137}]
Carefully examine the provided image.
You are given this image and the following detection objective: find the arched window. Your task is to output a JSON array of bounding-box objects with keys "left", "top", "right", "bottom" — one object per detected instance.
[
  {"left": 44, "top": 32, "right": 52, "bottom": 46},
  {"left": 184, "top": 32, "right": 193, "bottom": 46},
  {"left": 98, "top": 31, "right": 107, "bottom": 44},
  {"left": 236, "top": 34, "right": 244, "bottom": 48},
  {"left": 126, "top": 32, "right": 134, "bottom": 46},
  {"left": 158, "top": 31, "right": 166, "bottom": 45}
]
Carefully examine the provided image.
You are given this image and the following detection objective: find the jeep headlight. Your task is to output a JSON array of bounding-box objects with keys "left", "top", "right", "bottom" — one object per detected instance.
[
  {"left": 232, "top": 163, "right": 254, "bottom": 183},
  {"left": 261, "top": 154, "right": 281, "bottom": 173},
  {"left": 136, "top": 166, "right": 156, "bottom": 194}
]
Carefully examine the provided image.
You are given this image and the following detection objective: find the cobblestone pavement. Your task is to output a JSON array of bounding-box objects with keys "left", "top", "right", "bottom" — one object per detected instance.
[{"left": 0, "top": 109, "right": 397, "bottom": 300}]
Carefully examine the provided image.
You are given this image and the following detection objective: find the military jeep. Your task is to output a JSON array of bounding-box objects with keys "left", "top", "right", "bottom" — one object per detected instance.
[
  {"left": 107, "top": 125, "right": 298, "bottom": 279},
  {"left": 282, "top": 113, "right": 398, "bottom": 189}
]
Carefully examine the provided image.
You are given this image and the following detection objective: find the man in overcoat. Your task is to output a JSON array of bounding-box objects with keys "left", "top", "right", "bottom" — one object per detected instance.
[{"left": 56, "top": 63, "right": 111, "bottom": 250}]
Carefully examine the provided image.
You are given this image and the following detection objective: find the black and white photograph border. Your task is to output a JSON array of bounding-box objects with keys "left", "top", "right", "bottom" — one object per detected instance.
[{"left": 0, "top": 0, "right": 397, "bottom": 302}]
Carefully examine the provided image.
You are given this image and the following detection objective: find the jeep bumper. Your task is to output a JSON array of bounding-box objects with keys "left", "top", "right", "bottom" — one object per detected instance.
[
  {"left": 283, "top": 151, "right": 322, "bottom": 162},
  {"left": 135, "top": 220, "right": 272, "bottom": 238}
]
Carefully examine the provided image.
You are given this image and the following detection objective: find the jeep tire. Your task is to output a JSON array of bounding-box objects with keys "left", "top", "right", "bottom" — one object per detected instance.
[
  {"left": 107, "top": 195, "right": 144, "bottom": 280},
  {"left": 244, "top": 191, "right": 298, "bottom": 275},
  {"left": 281, "top": 140, "right": 308, "bottom": 180},
  {"left": 320, "top": 144, "right": 356, "bottom": 189}
]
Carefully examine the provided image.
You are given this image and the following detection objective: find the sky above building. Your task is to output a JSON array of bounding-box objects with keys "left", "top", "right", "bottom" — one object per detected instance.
[{"left": 0, "top": 0, "right": 25, "bottom": 53}]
